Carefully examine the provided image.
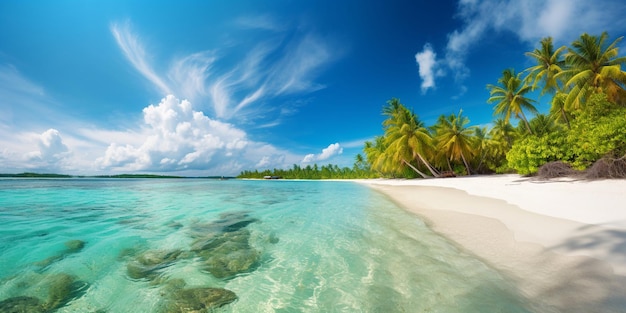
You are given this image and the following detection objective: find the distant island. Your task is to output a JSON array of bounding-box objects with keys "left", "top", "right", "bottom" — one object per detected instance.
[{"left": 0, "top": 173, "right": 234, "bottom": 179}]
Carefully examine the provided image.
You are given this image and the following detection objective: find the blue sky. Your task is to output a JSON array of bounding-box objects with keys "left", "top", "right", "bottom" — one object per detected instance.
[{"left": 1, "top": 0, "right": 625, "bottom": 176}]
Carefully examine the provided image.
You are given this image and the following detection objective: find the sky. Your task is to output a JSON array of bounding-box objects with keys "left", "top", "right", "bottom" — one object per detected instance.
[{"left": 1, "top": 0, "right": 625, "bottom": 176}]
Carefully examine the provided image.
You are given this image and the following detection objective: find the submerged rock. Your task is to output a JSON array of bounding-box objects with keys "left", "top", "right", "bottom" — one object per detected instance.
[
  {"left": 188, "top": 211, "right": 258, "bottom": 239},
  {"left": 34, "top": 255, "right": 64, "bottom": 268},
  {"left": 194, "top": 229, "right": 261, "bottom": 279},
  {"left": 0, "top": 296, "right": 44, "bottom": 313},
  {"left": 163, "top": 287, "right": 237, "bottom": 313},
  {"left": 0, "top": 273, "right": 87, "bottom": 313},
  {"left": 34, "top": 240, "right": 87, "bottom": 269},
  {"left": 44, "top": 273, "right": 87, "bottom": 311},
  {"left": 191, "top": 228, "right": 250, "bottom": 252},
  {"left": 268, "top": 232, "right": 280, "bottom": 244},
  {"left": 202, "top": 248, "right": 261, "bottom": 279},
  {"left": 45, "top": 273, "right": 74, "bottom": 310},
  {"left": 126, "top": 249, "right": 183, "bottom": 280},
  {"left": 64, "top": 240, "right": 86, "bottom": 253}
]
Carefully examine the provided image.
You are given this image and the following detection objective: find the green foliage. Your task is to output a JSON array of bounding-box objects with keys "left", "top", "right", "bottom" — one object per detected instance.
[
  {"left": 237, "top": 163, "right": 376, "bottom": 179},
  {"left": 506, "top": 131, "right": 567, "bottom": 175},
  {"left": 507, "top": 93, "right": 626, "bottom": 174},
  {"left": 566, "top": 93, "right": 626, "bottom": 168}
]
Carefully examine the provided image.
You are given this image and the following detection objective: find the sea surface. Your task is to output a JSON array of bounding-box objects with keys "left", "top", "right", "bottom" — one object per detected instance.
[{"left": 0, "top": 178, "right": 548, "bottom": 312}]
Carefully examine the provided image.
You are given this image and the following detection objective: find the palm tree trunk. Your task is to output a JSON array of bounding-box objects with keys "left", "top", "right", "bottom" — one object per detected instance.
[
  {"left": 416, "top": 153, "right": 440, "bottom": 177},
  {"left": 402, "top": 159, "right": 428, "bottom": 178},
  {"left": 560, "top": 107, "right": 571, "bottom": 129},
  {"left": 519, "top": 110, "right": 534, "bottom": 135},
  {"left": 461, "top": 152, "right": 471, "bottom": 175}
]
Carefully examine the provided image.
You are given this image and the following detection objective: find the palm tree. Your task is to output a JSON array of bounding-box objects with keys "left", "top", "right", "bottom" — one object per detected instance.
[
  {"left": 559, "top": 32, "right": 626, "bottom": 109},
  {"left": 490, "top": 118, "right": 517, "bottom": 148},
  {"left": 487, "top": 69, "right": 538, "bottom": 134},
  {"left": 432, "top": 110, "right": 476, "bottom": 175},
  {"left": 549, "top": 92, "right": 571, "bottom": 128},
  {"left": 525, "top": 37, "right": 571, "bottom": 128},
  {"left": 525, "top": 37, "right": 567, "bottom": 95},
  {"left": 488, "top": 118, "right": 517, "bottom": 167},
  {"left": 528, "top": 114, "right": 559, "bottom": 137},
  {"left": 471, "top": 126, "right": 493, "bottom": 173},
  {"left": 363, "top": 137, "right": 391, "bottom": 176},
  {"left": 383, "top": 98, "right": 439, "bottom": 178}
]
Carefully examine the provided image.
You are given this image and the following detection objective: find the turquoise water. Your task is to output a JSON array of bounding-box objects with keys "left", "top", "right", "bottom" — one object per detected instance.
[{"left": 0, "top": 178, "right": 545, "bottom": 312}]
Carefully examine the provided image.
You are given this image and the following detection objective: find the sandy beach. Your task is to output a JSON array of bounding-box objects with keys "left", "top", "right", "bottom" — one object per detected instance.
[{"left": 357, "top": 175, "right": 626, "bottom": 312}]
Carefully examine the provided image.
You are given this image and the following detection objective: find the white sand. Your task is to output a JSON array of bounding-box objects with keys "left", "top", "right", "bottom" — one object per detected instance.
[{"left": 355, "top": 175, "right": 626, "bottom": 312}]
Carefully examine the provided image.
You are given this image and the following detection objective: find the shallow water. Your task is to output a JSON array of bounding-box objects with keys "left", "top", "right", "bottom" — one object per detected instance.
[{"left": 0, "top": 178, "right": 548, "bottom": 312}]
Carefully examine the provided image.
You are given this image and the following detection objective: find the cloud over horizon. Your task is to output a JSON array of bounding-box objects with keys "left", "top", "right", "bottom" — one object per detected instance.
[
  {"left": 95, "top": 95, "right": 304, "bottom": 175},
  {"left": 20, "top": 129, "right": 71, "bottom": 171}
]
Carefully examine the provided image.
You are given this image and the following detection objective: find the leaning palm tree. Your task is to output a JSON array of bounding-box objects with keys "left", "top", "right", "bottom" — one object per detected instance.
[
  {"left": 432, "top": 110, "right": 476, "bottom": 175},
  {"left": 383, "top": 98, "right": 439, "bottom": 178},
  {"left": 525, "top": 37, "right": 567, "bottom": 95},
  {"left": 559, "top": 32, "right": 626, "bottom": 109},
  {"left": 487, "top": 69, "right": 538, "bottom": 134}
]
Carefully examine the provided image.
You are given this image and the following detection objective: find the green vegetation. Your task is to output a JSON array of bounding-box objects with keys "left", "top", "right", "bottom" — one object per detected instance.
[
  {"left": 237, "top": 163, "right": 377, "bottom": 179},
  {"left": 93, "top": 174, "right": 184, "bottom": 179},
  {"left": 369, "top": 31, "right": 625, "bottom": 178}
]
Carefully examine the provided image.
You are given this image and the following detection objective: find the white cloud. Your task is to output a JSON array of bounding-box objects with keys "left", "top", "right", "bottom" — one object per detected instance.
[
  {"left": 415, "top": 44, "right": 439, "bottom": 93},
  {"left": 92, "top": 95, "right": 311, "bottom": 175},
  {"left": 23, "top": 129, "right": 71, "bottom": 170},
  {"left": 111, "top": 19, "right": 336, "bottom": 122},
  {"left": 96, "top": 95, "right": 249, "bottom": 171},
  {"left": 301, "top": 143, "right": 343, "bottom": 163},
  {"left": 419, "top": 0, "right": 626, "bottom": 93}
]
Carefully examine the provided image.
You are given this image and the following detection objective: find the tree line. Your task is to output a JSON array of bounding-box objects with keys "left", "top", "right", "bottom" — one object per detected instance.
[
  {"left": 239, "top": 32, "right": 626, "bottom": 179},
  {"left": 238, "top": 163, "right": 377, "bottom": 179}
]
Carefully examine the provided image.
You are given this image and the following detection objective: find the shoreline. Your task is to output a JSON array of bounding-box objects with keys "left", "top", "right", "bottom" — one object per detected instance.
[{"left": 355, "top": 175, "right": 626, "bottom": 312}]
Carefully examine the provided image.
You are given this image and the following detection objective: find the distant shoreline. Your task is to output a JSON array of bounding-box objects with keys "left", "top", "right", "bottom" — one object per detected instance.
[{"left": 0, "top": 173, "right": 235, "bottom": 179}]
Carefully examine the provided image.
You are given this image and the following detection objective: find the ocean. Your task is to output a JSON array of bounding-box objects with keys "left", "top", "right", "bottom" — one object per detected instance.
[{"left": 0, "top": 178, "right": 544, "bottom": 312}]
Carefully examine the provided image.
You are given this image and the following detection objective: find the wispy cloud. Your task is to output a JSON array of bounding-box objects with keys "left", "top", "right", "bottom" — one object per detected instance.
[
  {"left": 110, "top": 21, "right": 172, "bottom": 95},
  {"left": 111, "top": 18, "right": 336, "bottom": 122},
  {"left": 417, "top": 0, "right": 626, "bottom": 94},
  {"left": 235, "top": 14, "right": 284, "bottom": 32}
]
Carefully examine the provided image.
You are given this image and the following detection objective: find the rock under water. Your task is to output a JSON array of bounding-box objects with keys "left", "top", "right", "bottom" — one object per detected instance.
[
  {"left": 0, "top": 296, "right": 45, "bottom": 313},
  {"left": 126, "top": 250, "right": 183, "bottom": 280},
  {"left": 163, "top": 287, "right": 237, "bottom": 313},
  {"left": 192, "top": 229, "right": 261, "bottom": 279}
]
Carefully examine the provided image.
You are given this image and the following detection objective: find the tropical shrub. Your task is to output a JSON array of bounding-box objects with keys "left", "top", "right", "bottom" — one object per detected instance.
[{"left": 507, "top": 93, "right": 626, "bottom": 175}]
